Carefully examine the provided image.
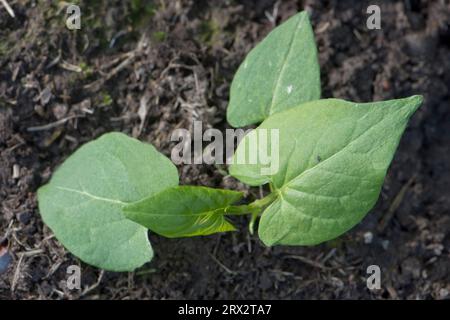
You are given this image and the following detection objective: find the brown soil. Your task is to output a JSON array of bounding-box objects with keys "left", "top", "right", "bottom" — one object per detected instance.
[{"left": 0, "top": 0, "right": 449, "bottom": 299}]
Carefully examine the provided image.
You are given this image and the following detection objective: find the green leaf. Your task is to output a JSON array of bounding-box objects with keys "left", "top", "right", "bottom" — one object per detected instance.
[
  {"left": 37, "top": 132, "right": 178, "bottom": 271},
  {"left": 124, "top": 186, "right": 243, "bottom": 238},
  {"left": 227, "top": 11, "right": 321, "bottom": 127},
  {"left": 230, "top": 96, "right": 423, "bottom": 245}
]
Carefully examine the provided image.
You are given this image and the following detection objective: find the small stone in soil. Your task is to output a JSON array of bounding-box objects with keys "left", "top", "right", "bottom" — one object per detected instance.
[
  {"left": 0, "top": 245, "right": 12, "bottom": 275},
  {"left": 364, "top": 231, "right": 373, "bottom": 244},
  {"left": 18, "top": 212, "right": 32, "bottom": 224},
  {"left": 439, "top": 288, "right": 448, "bottom": 299}
]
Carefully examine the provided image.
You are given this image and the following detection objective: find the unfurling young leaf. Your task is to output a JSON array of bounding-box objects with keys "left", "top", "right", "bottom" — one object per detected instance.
[
  {"left": 124, "top": 186, "right": 243, "bottom": 238},
  {"left": 230, "top": 96, "right": 423, "bottom": 246},
  {"left": 227, "top": 11, "right": 321, "bottom": 127},
  {"left": 38, "top": 133, "right": 178, "bottom": 271}
]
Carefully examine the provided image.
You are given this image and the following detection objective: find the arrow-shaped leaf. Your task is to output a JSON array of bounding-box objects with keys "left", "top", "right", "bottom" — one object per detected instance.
[
  {"left": 227, "top": 11, "right": 321, "bottom": 127},
  {"left": 230, "top": 96, "right": 423, "bottom": 245},
  {"left": 124, "top": 186, "right": 243, "bottom": 238}
]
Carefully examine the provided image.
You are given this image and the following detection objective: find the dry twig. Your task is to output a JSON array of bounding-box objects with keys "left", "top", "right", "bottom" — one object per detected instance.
[{"left": 0, "top": 0, "right": 15, "bottom": 18}]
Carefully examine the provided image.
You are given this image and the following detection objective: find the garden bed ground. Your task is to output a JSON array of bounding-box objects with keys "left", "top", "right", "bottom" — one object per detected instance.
[{"left": 0, "top": 0, "right": 449, "bottom": 299}]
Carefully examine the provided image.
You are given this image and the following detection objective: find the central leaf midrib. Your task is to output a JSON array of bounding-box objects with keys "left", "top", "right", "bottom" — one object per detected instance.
[
  {"left": 125, "top": 208, "right": 226, "bottom": 218},
  {"left": 277, "top": 106, "right": 401, "bottom": 194},
  {"left": 266, "top": 14, "right": 304, "bottom": 116},
  {"left": 55, "top": 186, "right": 127, "bottom": 205}
]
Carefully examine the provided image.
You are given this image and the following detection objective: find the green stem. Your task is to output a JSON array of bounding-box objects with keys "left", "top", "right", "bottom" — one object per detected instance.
[
  {"left": 223, "top": 204, "right": 254, "bottom": 215},
  {"left": 248, "top": 192, "right": 277, "bottom": 211},
  {"left": 224, "top": 192, "right": 277, "bottom": 216},
  {"left": 224, "top": 192, "right": 278, "bottom": 235}
]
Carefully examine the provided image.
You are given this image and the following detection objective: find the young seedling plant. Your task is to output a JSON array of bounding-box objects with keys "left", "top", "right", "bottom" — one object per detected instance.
[{"left": 38, "top": 11, "right": 423, "bottom": 271}]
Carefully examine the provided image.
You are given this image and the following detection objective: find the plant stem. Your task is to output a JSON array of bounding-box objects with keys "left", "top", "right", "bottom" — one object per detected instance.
[
  {"left": 249, "top": 192, "right": 277, "bottom": 210},
  {"left": 224, "top": 192, "right": 277, "bottom": 216},
  {"left": 223, "top": 204, "right": 254, "bottom": 215}
]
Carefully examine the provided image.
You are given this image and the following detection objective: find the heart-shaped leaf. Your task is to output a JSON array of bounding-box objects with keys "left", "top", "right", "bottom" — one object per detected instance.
[
  {"left": 38, "top": 132, "right": 178, "bottom": 271},
  {"left": 230, "top": 96, "right": 423, "bottom": 245},
  {"left": 124, "top": 186, "right": 243, "bottom": 237},
  {"left": 227, "top": 11, "right": 321, "bottom": 127}
]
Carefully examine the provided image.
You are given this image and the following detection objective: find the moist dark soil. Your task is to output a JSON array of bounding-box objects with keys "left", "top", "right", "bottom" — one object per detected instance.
[{"left": 0, "top": 0, "right": 449, "bottom": 299}]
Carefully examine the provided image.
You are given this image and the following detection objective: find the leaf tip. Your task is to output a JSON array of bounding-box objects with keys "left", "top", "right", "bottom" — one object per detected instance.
[
  {"left": 401, "top": 94, "right": 424, "bottom": 116},
  {"left": 410, "top": 94, "right": 424, "bottom": 107}
]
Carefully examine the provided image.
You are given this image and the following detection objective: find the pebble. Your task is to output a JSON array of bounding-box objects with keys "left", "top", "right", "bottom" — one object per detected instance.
[
  {"left": 364, "top": 231, "right": 373, "bottom": 244},
  {"left": 12, "top": 164, "right": 20, "bottom": 179},
  {"left": 18, "top": 211, "right": 32, "bottom": 225},
  {"left": 439, "top": 288, "right": 448, "bottom": 299},
  {"left": 39, "top": 86, "right": 53, "bottom": 106},
  {"left": 0, "top": 246, "right": 12, "bottom": 275},
  {"left": 381, "top": 240, "right": 390, "bottom": 250}
]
